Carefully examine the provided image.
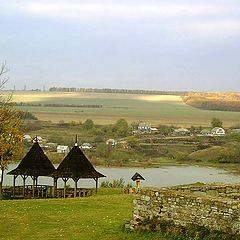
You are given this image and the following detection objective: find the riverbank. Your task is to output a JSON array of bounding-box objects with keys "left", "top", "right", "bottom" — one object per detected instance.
[{"left": 3, "top": 164, "right": 240, "bottom": 189}]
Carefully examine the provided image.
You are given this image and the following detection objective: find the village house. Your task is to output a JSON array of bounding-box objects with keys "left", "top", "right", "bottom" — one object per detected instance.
[
  {"left": 80, "top": 143, "right": 93, "bottom": 149},
  {"left": 150, "top": 127, "right": 158, "bottom": 133},
  {"left": 57, "top": 145, "right": 69, "bottom": 154},
  {"left": 200, "top": 127, "right": 226, "bottom": 136},
  {"left": 138, "top": 122, "right": 151, "bottom": 133},
  {"left": 33, "top": 136, "right": 43, "bottom": 143},
  {"left": 23, "top": 134, "right": 32, "bottom": 142},
  {"left": 211, "top": 127, "right": 225, "bottom": 136},
  {"left": 173, "top": 128, "right": 190, "bottom": 136},
  {"left": 43, "top": 142, "right": 58, "bottom": 151}
]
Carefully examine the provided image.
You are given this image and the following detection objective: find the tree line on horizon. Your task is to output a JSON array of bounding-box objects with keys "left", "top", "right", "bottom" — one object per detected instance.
[{"left": 49, "top": 87, "right": 187, "bottom": 95}]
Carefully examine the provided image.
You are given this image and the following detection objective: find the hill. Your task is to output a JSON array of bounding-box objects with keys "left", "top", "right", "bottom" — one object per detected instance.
[
  {"left": 3, "top": 91, "right": 240, "bottom": 127},
  {"left": 182, "top": 92, "right": 240, "bottom": 112}
]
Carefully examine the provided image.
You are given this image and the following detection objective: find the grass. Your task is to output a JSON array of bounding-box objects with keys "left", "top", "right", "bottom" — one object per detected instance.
[
  {"left": 0, "top": 188, "right": 168, "bottom": 240},
  {"left": 5, "top": 91, "right": 240, "bottom": 127}
]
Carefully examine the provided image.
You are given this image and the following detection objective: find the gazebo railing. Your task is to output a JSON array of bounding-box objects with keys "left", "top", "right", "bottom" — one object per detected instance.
[
  {"left": 55, "top": 188, "right": 93, "bottom": 198},
  {"left": 3, "top": 186, "right": 93, "bottom": 199},
  {"left": 3, "top": 185, "right": 53, "bottom": 198}
]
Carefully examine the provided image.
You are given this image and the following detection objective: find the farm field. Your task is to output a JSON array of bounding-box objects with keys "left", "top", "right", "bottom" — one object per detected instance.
[{"left": 6, "top": 91, "right": 240, "bottom": 127}]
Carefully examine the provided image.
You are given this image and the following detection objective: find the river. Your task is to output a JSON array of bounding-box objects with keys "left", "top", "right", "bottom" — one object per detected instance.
[{"left": 2, "top": 164, "right": 240, "bottom": 188}]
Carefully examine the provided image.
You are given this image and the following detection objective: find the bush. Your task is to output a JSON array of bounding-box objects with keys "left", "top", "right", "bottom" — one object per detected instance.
[
  {"left": 23, "top": 120, "right": 43, "bottom": 131},
  {"left": 19, "top": 111, "right": 38, "bottom": 120},
  {"left": 100, "top": 178, "right": 125, "bottom": 188}
]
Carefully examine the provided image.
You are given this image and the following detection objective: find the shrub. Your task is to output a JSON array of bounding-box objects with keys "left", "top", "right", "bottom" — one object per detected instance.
[{"left": 100, "top": 178, "right": 125, "bottom": 188}]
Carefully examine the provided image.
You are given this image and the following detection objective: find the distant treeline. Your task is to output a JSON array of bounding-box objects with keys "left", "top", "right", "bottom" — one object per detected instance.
[
  {"left": 183, "top": 92, "right": 240, "bottom": 112},
  {"left": 11, "top": 102, "right": 103, "bottom": 108},
  {"left": 49, "top": 87, "right": 187, "bottom": 95}
]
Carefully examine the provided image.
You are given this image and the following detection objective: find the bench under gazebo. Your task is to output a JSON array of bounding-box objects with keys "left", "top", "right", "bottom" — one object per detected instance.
[
  {"left": 7, "top": 141, "right": 56, "bottom": 198},
  {"left": 51, "top": 141, "right": 106, "bottom": 198}
]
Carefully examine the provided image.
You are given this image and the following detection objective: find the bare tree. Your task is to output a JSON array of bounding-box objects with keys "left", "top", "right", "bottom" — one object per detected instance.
[
  {"left": 0, "top": 62, "right": 12, "bottom": 106},
  {"left": 0, "top": 61, "right": 9, "bottom": 90}
]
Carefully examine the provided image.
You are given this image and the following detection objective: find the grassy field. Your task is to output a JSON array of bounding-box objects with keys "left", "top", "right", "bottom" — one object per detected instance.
[
  {"left": 0, "top": 189, "right": 168, "bottom": 240},
  {"left": 5, "top": 91, "right": 240, "bottom": 127}
]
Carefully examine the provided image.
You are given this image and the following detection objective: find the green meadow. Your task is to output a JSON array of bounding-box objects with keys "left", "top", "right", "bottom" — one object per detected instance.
[
  {"left": 8, "top": 91, "right": 240, "bottom": 127},
  {"left": 0, "top": 188, "right": 232, "bottom": 240},
  {"left": 0, "top": 189, "right": 168, "bottom": 240}
]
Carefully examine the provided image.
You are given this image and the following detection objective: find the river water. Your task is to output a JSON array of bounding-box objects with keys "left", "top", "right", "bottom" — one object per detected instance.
[{"left": 2, "top": 164, "right": 240, "bottom": 188}]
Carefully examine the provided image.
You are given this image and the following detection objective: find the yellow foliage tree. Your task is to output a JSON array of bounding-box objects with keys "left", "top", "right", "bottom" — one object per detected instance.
[{"left": 0, "top": 62, "right": 23, "bottom": 199}]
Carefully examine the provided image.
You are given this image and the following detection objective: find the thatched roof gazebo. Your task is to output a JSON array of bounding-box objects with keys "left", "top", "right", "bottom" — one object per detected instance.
[
  {"left": 8, "top": 141, "right": 55, "bottom": 198},
  {"left": 51, "top": 141, "right": 105, "bottom": 198}
]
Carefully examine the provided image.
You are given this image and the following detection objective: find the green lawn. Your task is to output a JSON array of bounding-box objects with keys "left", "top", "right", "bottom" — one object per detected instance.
[{"left": 0, "top": 189, "right": 168, "bottom": 240}]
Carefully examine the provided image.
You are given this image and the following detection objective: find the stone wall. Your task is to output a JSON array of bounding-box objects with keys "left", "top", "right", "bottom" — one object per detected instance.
[{"left": 128, "top": 184, "right": 240, "bottom": 235}]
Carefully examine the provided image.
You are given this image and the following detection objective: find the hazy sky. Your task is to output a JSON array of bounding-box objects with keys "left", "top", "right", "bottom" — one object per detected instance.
[{"left": 1, "top": 0, "right": 240, "bottom": 91}]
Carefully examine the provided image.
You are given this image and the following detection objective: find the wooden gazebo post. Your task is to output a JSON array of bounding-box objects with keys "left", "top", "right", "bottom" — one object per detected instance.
[
  {"left": 13, "top": 175, "right": 17, "bottom": 197},
  {"left": 62, "top": 178, "right": 68, "bottom": 198},
  {"left": 32, "top": 176, "right": 35, "bottom": 198},
  {"left": 21, "top": 175, "right": 28, "bottom": 197},
  {"left": 53, "top": 177, "right": 58, "bottom": 198},
  {"left": 73, "top": 178, "right": 79, "bottom": 197},
  {"left": 94, "top": 178, "right": 99, "bottom": 193},
  {"left": 31, "top": 176, "right": 38, "bottom": 198}
]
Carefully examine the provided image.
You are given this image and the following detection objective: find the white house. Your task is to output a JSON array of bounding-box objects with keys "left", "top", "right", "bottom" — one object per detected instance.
[
  {"left": 80, "top": 143, "right": 93, "bottom": 149},
  {"left": 33, "top": 136, "right": 43, "bottom": 143},
  {"left": 45, "top": 142, "right": 58, "bottom": 149},
  {"left": 150, "top": 127, "right": 158, "bottom": 133},
  {"left": 57, "top": 145, "right": 69, "bottom": 154},
  {"left": 138, "top": 122, "right": 151, "bottom": 133},
  {"left": 173, "top": 128, "right": 190, "bottom": 136},
  {"left": 211, "top": 127, "right": 225, "bottom": 136},
  {"left": 23, "top": 134, "right": 32, "bottom": 142}
]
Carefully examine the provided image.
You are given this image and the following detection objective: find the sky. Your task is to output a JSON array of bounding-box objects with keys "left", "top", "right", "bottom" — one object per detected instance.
[{"left": 1, "top": 0, "right": 240, "bottom": 91}]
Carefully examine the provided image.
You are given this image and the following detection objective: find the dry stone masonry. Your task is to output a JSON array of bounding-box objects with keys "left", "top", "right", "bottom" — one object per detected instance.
[{"left": 128, "top": 184, "right": 240, "bottom": 235}]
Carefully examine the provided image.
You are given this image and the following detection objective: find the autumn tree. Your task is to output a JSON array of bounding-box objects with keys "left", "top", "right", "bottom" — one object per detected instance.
[{"left": 0, "top": 62, "right": 23, "bottom": 199}]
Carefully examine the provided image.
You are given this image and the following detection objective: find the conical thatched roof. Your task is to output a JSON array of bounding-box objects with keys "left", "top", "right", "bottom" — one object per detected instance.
[
  {"left": 51, "top": 145, "right": 105, "bottom": 179},
  {"left": 8, "top": 142, "right": 55, "bottom": 177}
]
